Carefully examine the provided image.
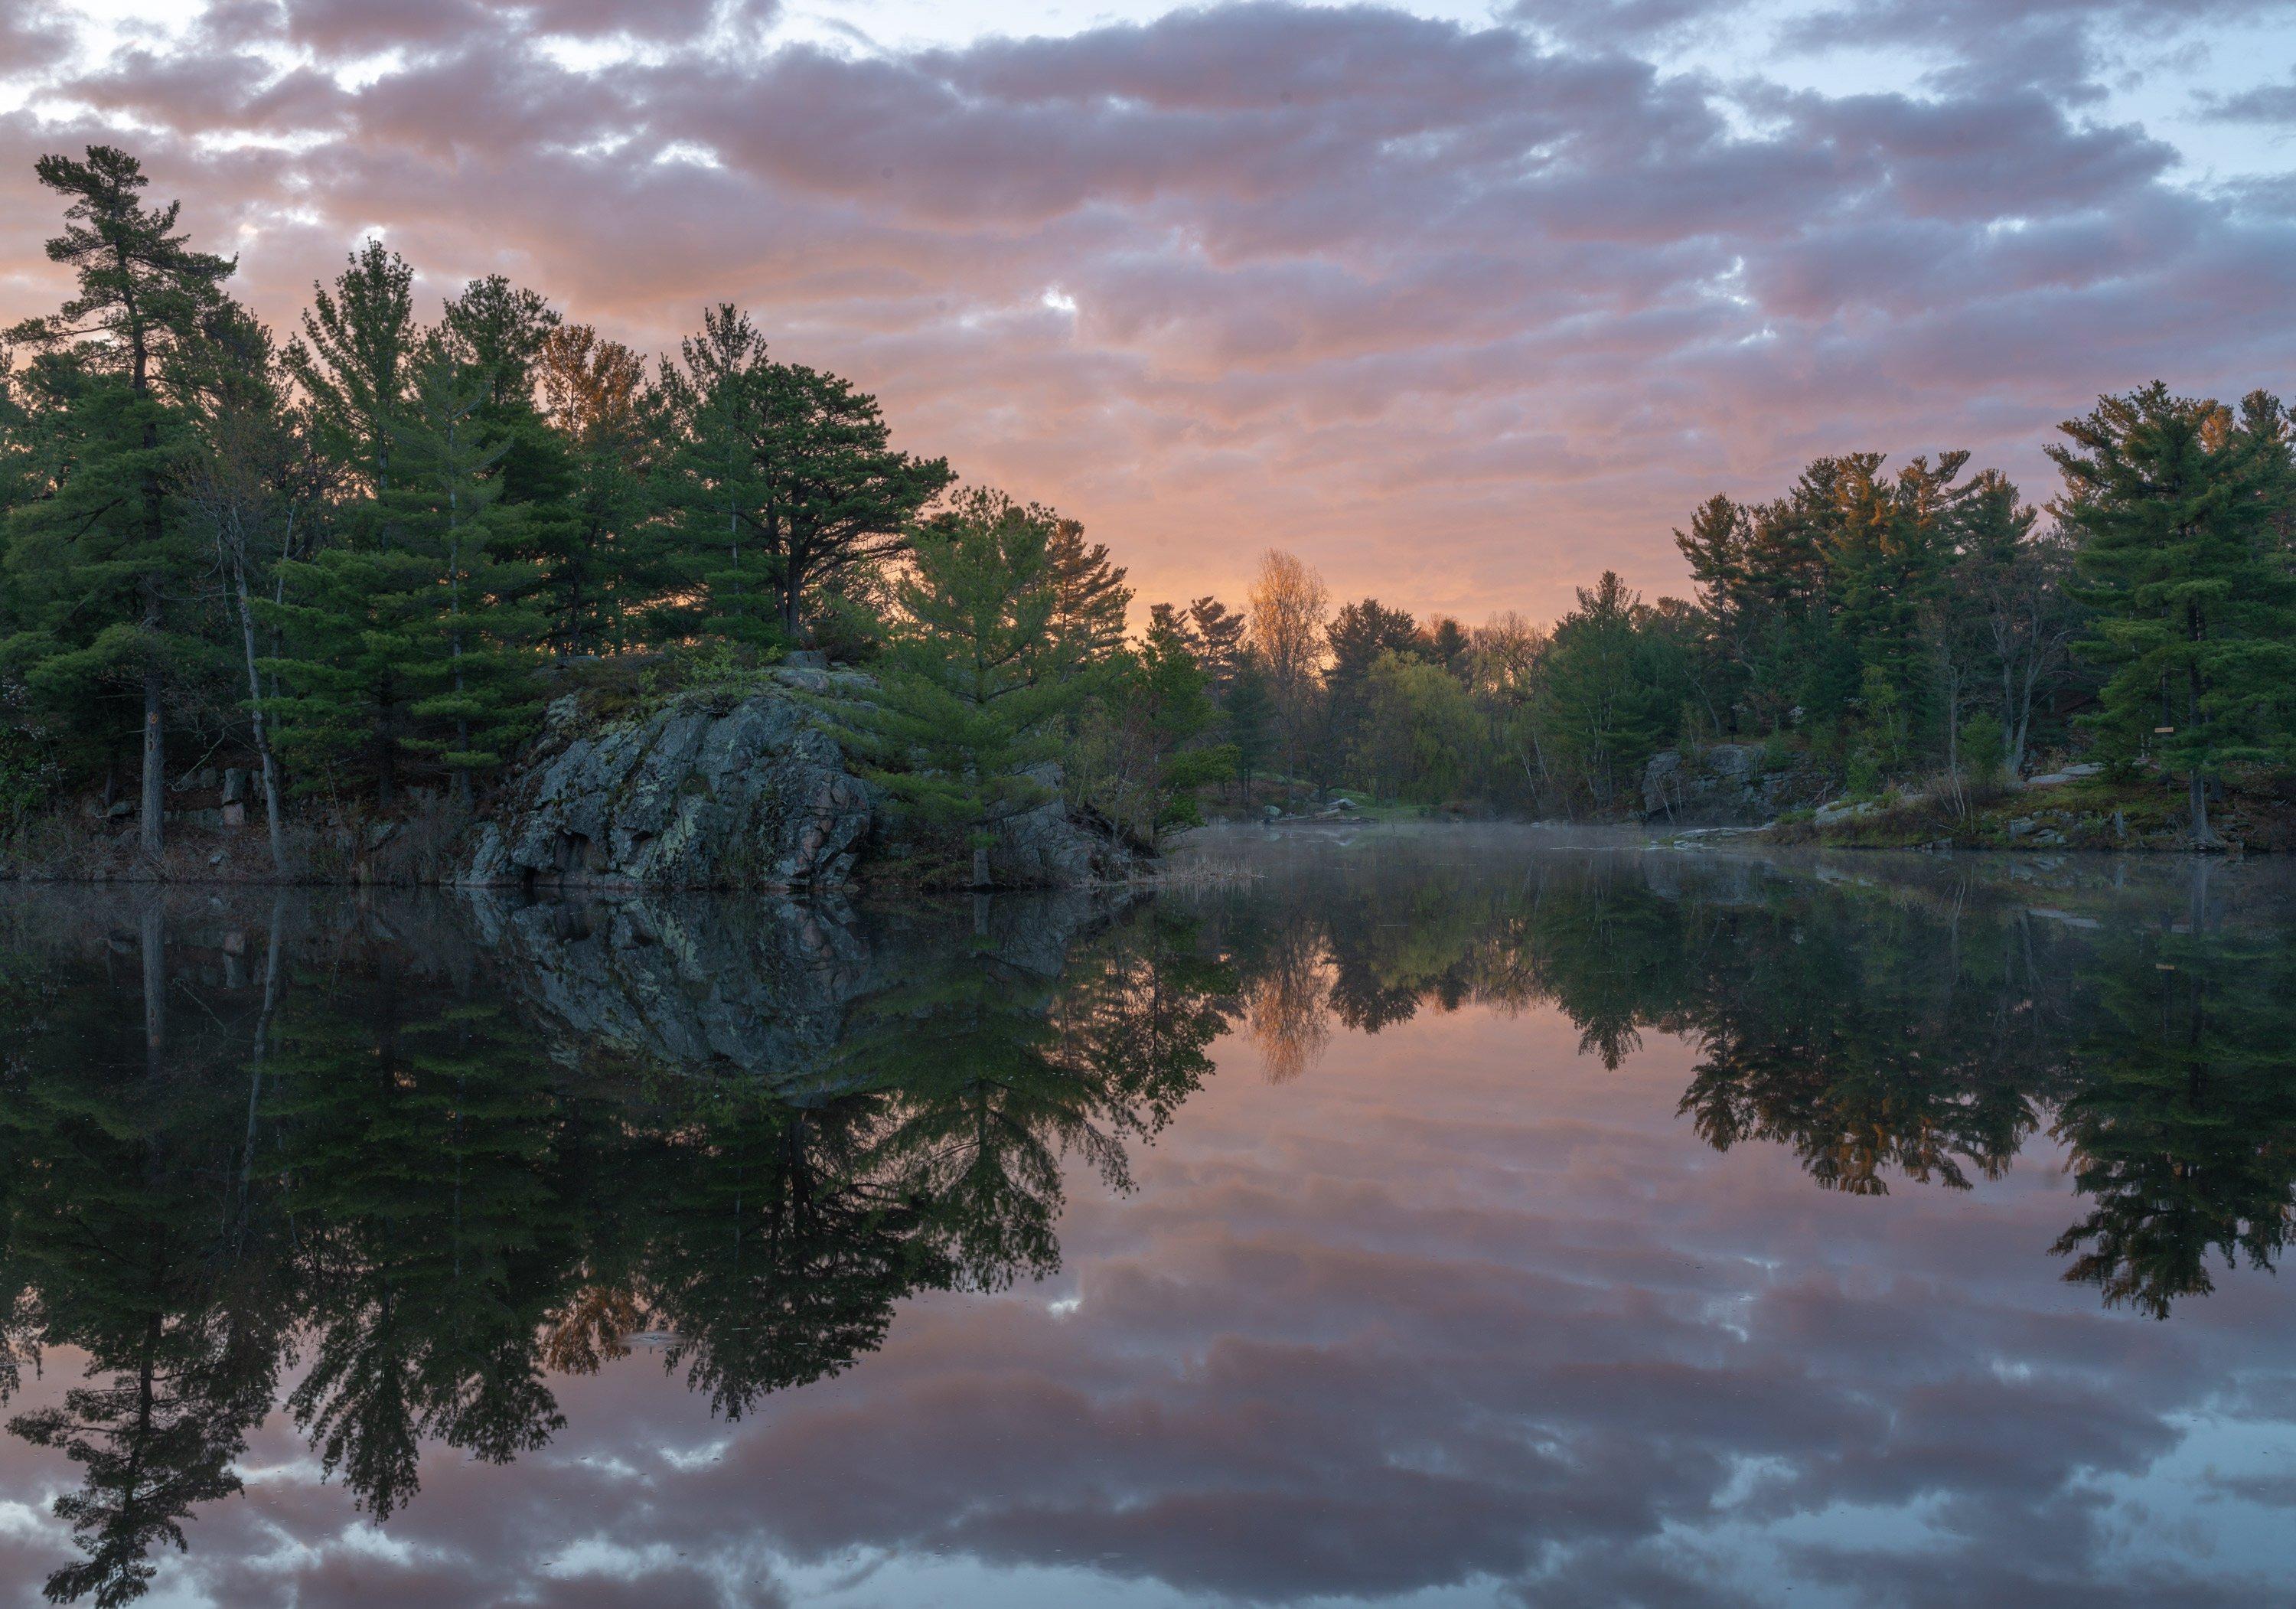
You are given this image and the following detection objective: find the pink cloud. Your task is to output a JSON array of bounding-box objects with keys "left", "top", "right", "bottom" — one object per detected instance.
[{"left": 0, "top": 0, "right": 2288, "bottom": 625}]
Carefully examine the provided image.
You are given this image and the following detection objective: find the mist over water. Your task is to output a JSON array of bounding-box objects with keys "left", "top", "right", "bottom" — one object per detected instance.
[{"left": 0, "top": 831, "right": 2290, "bottom": 1606}]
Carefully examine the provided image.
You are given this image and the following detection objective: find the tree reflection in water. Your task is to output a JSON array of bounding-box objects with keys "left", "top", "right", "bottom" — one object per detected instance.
[
  {"left": 0, "top": 847, "right": 2288, "bottom": 1602},
  {"left": 1187, "top": 846, "right": 2296, "bottom": 1317},
  {"left": 0, "top": 890, "right": 1234, "bottom": 1604}
]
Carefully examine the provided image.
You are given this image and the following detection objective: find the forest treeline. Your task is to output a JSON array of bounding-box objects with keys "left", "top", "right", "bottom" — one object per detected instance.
[{"left": 3, "top": 145, "right": 2293, "bottom": 869}]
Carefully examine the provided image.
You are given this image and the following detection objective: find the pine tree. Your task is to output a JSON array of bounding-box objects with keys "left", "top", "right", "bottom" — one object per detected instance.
[
  {"left": 659, "top": 305, "right": 951, "bottom": 651},
  {"left": 1322, "top": 597, "right": 1420, "bottom": 772},
  {"left": 654, "top": 307, "right": 783, "bottom": 648},
  {"left": 440, "top": 275, "right": 559, "bottom": 410},
  {"left": 1185, "top": 595, "right": 1247, "bottom": 697},
  {"left": 1420, "top": 615, "right": 1473, "bottom": 680},
  {"left": 285, "top": 240, "right": 416, "bottom": 497},
  {"left": 1082, "top": 609, "right": 1228, "bottom": 837},
  {"left": 1045, "top": 516, "right": 1130, "bottom": 660},
  {"left": 269, "top": 345, "right": 541, "bottom": 805},
  {"left": 383, "top": 345, "right": 543, "bottom": 803},
  {"left": 173, "top": 300, "right": 308, "bottom": 870},
  {"left": 823, "top": 488, "right": 1094, "bottom": 887},
  {"left": 1673, "top": 492, "right": 1754, "bottom": 727},
  {"left": 2052, "top": 383, "right": 2296, "bottom": 845},
  {"left": 1537, "top": 572, "right": 1687, "bottom": 811},
  {"left": 535, "top": 323, "right": 659, "bottom": 654},
  {"left": 3, "top": 145, "right": 233, "bottom": 853},
  {"left": 1224, "top": 658, "right": 1275, "bottom": 805}
]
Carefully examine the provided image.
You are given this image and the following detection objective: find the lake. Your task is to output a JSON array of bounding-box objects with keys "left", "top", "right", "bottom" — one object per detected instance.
[{"left": 0, "top": 827, "right": 2290, "bottom": 1607}]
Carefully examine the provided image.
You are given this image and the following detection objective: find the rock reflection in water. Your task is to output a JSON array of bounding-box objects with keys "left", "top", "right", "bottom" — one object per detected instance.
[{"left": 0, "top": 841, "right": 2286, "bottom": 1604}]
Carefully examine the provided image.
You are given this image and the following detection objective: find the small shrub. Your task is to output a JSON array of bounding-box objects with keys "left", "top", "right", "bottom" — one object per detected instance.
[
  {"left": 1960, "top": 712, "right": 2005, "bottom": 786},
  {"left": 1844, "top": 748, "right": 1883, "bottom": 799}
]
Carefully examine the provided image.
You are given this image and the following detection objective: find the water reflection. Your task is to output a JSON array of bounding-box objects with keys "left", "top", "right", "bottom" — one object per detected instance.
[
  {"left": 1189, "top": 842, "right": 2296, "bottom": 1321},
  {"left": 0, "top": 842, "right": 2287, "bottom": 1603},
  {"left": 0, "top": 889, "right": 1231, "bottom": 1603}
]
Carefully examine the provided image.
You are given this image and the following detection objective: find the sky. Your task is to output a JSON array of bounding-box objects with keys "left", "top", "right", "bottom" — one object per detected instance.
[{"left": 2, "top": 0, "right": 2294, "bottom": 625}]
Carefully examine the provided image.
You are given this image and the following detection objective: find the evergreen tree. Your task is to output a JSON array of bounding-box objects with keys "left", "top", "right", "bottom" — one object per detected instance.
[
  {"left": 1322, "top": 597, "right": 1420, "bottom": 777},
  {"left": 173, "top": 300, "right": 309, "bottom": 870},
  {"left": 3, "top": 145, "right": 233, "bottom": 854},
  {"left": 655, "top": 305, "right": 778, "bottom": 648},
  {"left": 1045, "top": 516, "right": 1130, "bottom": 660},
  {"left": 439, "top": 275, "right": 558, "bottom": 410},
  {"left": 2051, "top": 383, "right": 2296, "bottom": 845},
  {"left": 1186, "top": 594, "right": 1248, "bottom": 697},
  {"left": 660, "top": 305, "right": 951, "bottom": 648},
  {"left": 1088, "top": 609, "right": 1230, "bottom": 836},
  {"left": 1420, "top": 615, "right": 1473, "bottom": 680},
  {"left": 1225, "top": 658, "right": 1275, "bottom": 806},
  {"left": 535, "top": 323, "right": 659, "bottom": 654},
  {"left": 1535, "top": 572, "right": 1687, "bottom": 812},
  {"left": 1674, "top": 491, "right": 1755, "bottom": 726},
  {"left": 382, "top": 345, "right": 543, "bottom": 802},
  {"left": 823, "top": 488, "right": 1094, "bottom": 887},
  {"left": 269, "top": 345, "right": 540, "bottom": 804},
  {"left": 285, "top": 240, "right": 416, "bottom": 497}
]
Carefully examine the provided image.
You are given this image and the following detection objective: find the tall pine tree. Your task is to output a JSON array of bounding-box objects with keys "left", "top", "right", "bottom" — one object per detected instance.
[
  {"left": 3, "top": 146, "right": 233, "bottom": 853},
  {"left": 2052, "top": 383, "right": 2296, "bottom": 846}
]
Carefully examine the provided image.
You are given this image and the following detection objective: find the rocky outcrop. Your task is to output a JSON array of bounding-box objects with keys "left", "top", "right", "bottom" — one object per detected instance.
[
  {"left": 984, "top": 763, "right": 1144, "bottom": 887},
  {"left": 462, "top": 680, "right": 1144, "bottom": 891},
  {"left": 1642, "top": 744, "right": 1830, "bottom": 827},
  {"left": 461, "top": 683, "right": 872, "bottom": 891}
]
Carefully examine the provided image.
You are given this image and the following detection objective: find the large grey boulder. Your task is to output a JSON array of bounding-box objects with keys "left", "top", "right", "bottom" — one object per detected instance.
[{"left": 461, "top": 685, "right": 871, "bottom": 890}]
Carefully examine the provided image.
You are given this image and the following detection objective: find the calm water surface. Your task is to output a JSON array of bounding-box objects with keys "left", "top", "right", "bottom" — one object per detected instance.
[{"left": 0, "top": 828, "right": 2291, "bottom": 1607}]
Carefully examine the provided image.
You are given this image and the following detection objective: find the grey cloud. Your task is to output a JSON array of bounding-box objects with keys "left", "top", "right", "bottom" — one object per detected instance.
[{"left": 2199, "top": 69, "right": 2296, "bottom": 124}]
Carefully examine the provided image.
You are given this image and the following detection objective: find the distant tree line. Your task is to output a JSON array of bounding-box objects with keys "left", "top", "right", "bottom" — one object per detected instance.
[
  {"left": 1221, "top": 390, "right": 2295, "bottom": 838},
  {"left": 3, "top": 145, "right": 2291, "bottom": 868}
]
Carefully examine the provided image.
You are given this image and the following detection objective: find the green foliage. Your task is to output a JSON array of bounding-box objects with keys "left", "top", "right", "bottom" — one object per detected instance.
[
  {"left": 4, "top": 143, "right": 2288, "bottom": 852},
  {"left": 1071, "top": 607, "right": 1230, "bottom": 837},
  {"left": 266, "top": 345, "right": 541, "bottom": 800},
  {"left": 1843, "top": 748, "right": 1883, "bottom": 799},
  {"left": 822, "top": 489, "right": 1094, "bottom": 883},
  {"left": 2, "top": 145, "right": 236, "bottom": 851},
  {"left": 1960, "top": 710, "right": 2005, "bottom": 784},
  {"left": 1534, "top": 572, "right": 1688, "bottom": 811},
  {"left": 657, "top": 305, "right": 953, "bottom": 648},
  {"left": 1356, "top": 651, "right": 1484, "bottom": 804},
  {"left": 1223, "top": 659, "right": 1276, "bottom": 796},
  {"left": 286, "top": 240, "right": 416, "bottom": 494},
  {"left": 2053, "top": 383, "right": 2296, "bottom": 840}
]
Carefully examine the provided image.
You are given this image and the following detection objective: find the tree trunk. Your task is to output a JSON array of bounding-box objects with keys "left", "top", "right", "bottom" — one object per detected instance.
[
  {"left": 971, "top": 841, "right": 991, "bottom": 890},
  {"left": 233, "top": 566, "right": 289, "bottom": 874},
  {"left": 141, "top": 662, "right": 165, "bottom": 858}
]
